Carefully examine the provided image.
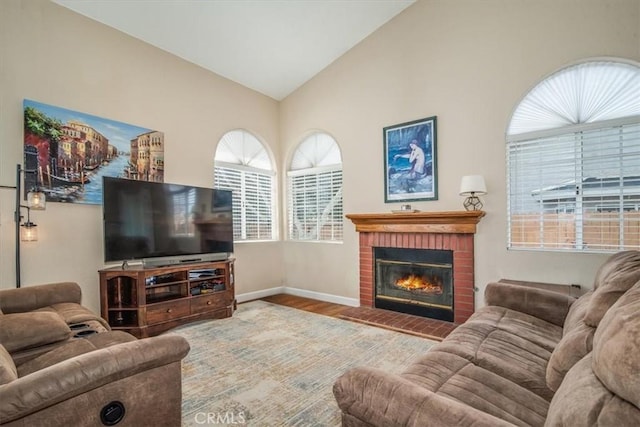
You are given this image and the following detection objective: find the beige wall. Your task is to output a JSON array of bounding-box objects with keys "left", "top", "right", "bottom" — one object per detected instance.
[
  {"left": 2, "top": 0, "right": 639, "bottom": 314},
  {"left": 0, "top": 0, "right": 282, "bottom": 313},
  {"left": 279, "top": 0, "right": 640, "bottom": 304}
]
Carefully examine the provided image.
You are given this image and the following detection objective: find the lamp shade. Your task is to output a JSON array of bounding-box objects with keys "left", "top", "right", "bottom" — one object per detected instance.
[
  {"left": 27, "top": 189, "right": 46, "bottom": 210},
  {"left": 20, "top": 222, "right": 38, "bottom": 242},
  {"left": 459, "top": 175, "right": 487, "bottom": 196}
]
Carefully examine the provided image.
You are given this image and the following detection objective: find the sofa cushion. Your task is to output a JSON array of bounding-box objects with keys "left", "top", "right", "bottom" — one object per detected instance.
[
  {"left": 546, "top": 291, "right": 595, "bottom": 391},
  {"left": 0, "top": 282, "right": 82, "bottom": 313},
  {"left": 562, "top": 290, "right": 592, "bottom": 335},
  {"left": 584, "top": 250, "right": 640, "bottom": 327},
  {"left": 545, "top": 355, "right": 640, "bottom": 426},
  {"left": 546, "top": 322, "right": 595, "bottom": 392},
  {"left": 35, "top": 302, "right": 110, "bottom": 330},
  {"left": 0, "top": 344, "right": 18, "bottom": 384},
  {"left": 434, "top": 305, "right": 561, "bottom": 400},
  {"left": 0, "top": 311, "right": 71, "bottom": 353},
  {"left": 546, "top": 281, "right": 640, "bottom": 426},
  {"left": 592, "top": 279, "right": 640, "bottom": 409},
  {"left": 403, "top": 350, "right": 549, "bottom": 426},
  {"left": 82, "top": 330, "right": 137, "bottom": 348},
  {"left": 16, "top": 339, "right": 95, "bottom": 377},
  {"left": 16, "top": 331, "right": 137, "bottom": 377}
]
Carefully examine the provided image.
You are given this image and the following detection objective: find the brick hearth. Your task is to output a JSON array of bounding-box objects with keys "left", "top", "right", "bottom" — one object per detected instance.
[{"left": 346, "top": 211, "right": 485, "bottom": 324}]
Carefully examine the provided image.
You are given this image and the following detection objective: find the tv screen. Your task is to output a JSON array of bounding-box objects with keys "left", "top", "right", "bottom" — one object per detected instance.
[{"left": 102, "top": 177, "right": 234, "bottom": 264}]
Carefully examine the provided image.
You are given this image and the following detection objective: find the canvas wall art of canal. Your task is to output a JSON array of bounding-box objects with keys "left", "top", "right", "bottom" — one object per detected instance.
[{"left": 23, "top": 99, "right": 164, "bottom": 204}]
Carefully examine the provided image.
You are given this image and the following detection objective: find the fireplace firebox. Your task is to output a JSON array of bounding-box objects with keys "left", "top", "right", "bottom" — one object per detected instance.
[{"left": 374, "top": 247, "right": 454, "bottom": 322}]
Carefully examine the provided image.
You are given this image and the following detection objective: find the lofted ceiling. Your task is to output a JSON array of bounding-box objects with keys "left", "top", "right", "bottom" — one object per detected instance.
[{"left": 52, "top": 0, "right": 415, "bottom": 100}]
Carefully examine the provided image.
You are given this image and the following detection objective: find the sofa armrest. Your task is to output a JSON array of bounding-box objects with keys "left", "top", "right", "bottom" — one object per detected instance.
[
  {"left": 0, "top": 334, "right": 190, "bottom": 423},
  {"left": 485, "top": 281, "right": 576, "bottom": 327},
  {"left": 333, "top": 367, "right": 512, "bottom": 427},
  {"left": 0, "top": 282, "right": 82, "bottom": 314}
]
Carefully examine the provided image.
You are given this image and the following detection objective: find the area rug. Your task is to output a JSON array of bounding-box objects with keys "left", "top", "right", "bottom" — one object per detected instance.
[{"left": 169, "top": 300, "right": 436, "bottom": 426}]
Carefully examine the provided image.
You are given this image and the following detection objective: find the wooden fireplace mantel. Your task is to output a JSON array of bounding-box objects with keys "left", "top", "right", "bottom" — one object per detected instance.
[{"left": 346, "top": 210, "right": 485, "bottom": 234}]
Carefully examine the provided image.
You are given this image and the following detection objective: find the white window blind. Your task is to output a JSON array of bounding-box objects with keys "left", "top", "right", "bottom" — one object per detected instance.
[
  {"left": 287, "top": 132, "right": 343, "bottom": 242},
  {"left": 508, "top": 122, "right": 640, "bottom": 251},
  {"left": 215, "top": 164, "right": 274, "bottom": 241},
  {"left": 288, "top": 166, "right": 343, "bottom": 241},
  {"left": 214, "top": 130, "right": 276, "bottom": 241},
  {"left": 507, "top": 59, "right": 640, "bottom": 252}
]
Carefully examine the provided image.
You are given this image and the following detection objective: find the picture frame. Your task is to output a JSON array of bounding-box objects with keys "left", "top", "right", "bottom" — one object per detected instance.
[
  {"left": 23, "top": 99, "right": 164, "bottom": 205},
  {"left": 383, "top": 116, "right": 437, "bottom": 203}
]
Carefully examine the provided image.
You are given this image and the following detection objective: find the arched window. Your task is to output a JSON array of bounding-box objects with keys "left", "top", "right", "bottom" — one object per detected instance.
[
  {"left": 287, "top": 132, "right": 343, "bottom": 242},
  {"left": 507, "top": 59, "right": 640, "bottom": 252},
  {"left": 214, "top": 130, "right": 276, "bottom": 241}
]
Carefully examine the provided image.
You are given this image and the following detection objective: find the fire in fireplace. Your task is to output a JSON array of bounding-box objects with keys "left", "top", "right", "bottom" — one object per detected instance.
[{"left": 374, "top": 247, "right": 454, "bottom": 321}]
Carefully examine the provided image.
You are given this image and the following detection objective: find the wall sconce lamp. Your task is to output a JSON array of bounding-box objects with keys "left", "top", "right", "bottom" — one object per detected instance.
[
  {"left": 459, "top": 175, "right": 487, "bottom": 211},
  {"left": 14, "top": 164, "right": 46, "bottom": 287}
]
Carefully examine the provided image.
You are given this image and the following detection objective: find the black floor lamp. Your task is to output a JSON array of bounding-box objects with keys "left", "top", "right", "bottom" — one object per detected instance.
[{"left": 1, "top": 164, "right": 46, "bottom": 288}]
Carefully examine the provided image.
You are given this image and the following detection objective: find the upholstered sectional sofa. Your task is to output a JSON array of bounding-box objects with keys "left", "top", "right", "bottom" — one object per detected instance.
[
  {"left": 334, "top": 251, "right": 640, "bottom": 426},
  {"left": 0, "top": 281, "right": 190, "bottom": 426}
]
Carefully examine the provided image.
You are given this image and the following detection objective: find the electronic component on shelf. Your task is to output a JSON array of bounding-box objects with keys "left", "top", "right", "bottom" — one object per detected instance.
[
  {"left": 190, "top": 279, "right": 225, "bottom": 295},
  {"left": 146, "top": 273, "right": 180, "bottom": 286},
  {"left": 188, "top": 269, "right": 221, "bottom": 279}
]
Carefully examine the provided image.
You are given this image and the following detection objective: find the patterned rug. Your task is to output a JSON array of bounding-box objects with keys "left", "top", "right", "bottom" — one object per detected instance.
[{"left": 169, "top": 300, "right": 436, "bottom": 426}]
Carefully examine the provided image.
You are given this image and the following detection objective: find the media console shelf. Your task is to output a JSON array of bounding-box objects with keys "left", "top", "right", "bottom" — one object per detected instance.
[{"left": 99, "top": 259, "right": 235, "bottom": 338}]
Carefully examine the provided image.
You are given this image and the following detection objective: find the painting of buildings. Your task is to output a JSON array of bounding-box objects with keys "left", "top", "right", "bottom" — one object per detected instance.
[{"left": 23, "top": 99, "right": 164, "bottom": 204}]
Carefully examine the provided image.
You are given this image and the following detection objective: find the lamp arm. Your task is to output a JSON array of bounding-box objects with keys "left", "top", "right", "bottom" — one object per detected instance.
[
  {"left": 0, "top": 164, "right": 45, "bottom": 288},
  {"left": 15, "top": 164, "right": 22, "bottom": 288}
]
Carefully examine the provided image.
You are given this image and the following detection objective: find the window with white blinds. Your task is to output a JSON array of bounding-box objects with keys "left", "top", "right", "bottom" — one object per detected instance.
[
  {"left": 507, "top": 59, "right": 640, "bottom": 252},
  {"left": 287, "top": 133, "right": 343, "bottom": 242},
  {"left": 214, "top": 130, "right": 276, "bottom": 241}
]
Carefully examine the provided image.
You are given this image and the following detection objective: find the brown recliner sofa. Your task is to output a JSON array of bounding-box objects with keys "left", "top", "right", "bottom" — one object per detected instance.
[
  {"left": 0, "top": 282, "right": 190, "bottom": 426},
  {"left": 334, "top": 251, "right": 640, "bottom": 426}
]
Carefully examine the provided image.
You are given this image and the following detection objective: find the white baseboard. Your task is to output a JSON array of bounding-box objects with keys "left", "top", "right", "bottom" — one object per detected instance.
[
  {"left": 236, "top": 286, "right": 359, "bottom": 307},
  {"left": 236, "top": 287, "right": 285, "bottom": 303},
  {"left": 283, "top": 287, "right": 359, "bottom": 307}
]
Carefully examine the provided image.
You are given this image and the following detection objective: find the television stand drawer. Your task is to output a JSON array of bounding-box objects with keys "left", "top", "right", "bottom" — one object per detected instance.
[
  {"left": 191, "top": 293, "right": 231, "bottom": 314},
  {"left": 146, "top": 300, "right": 190, "bottom": 324}
]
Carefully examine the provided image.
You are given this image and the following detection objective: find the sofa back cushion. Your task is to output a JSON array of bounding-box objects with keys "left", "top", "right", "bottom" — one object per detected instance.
[
  {"left": 0, "top": 311, "right": 71, "bottom": 353},
  {"left": 545, "top": 355, "right": 639, "bottom": 426},
  {"left": 546, "top": 291, "right": 596, "bottom": 391},
  {"left": 561, "top": 290, "right": 592, "bottom": 335},
  {"left": 547, "top": 250, "right": 640, "bottom": 392},
  {"left": 584, "top": 250, "right": 640, "bottom": 327},
  {"left": 0, "top": 282, "right": 82, "bottom": 313},
  {"left": 545, "top": 281, "right": 640, "bottom": 426},
  {"left": 592, "top": 279, "right": 640, "bottom": 409},
  {"left": 0, "top": 344, "right": 17, "bottom": 384}
]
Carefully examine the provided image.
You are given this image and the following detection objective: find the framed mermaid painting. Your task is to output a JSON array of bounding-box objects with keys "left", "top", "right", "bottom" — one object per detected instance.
[{"left": 383, "top": 116, "right": 438, "bottom": 203}]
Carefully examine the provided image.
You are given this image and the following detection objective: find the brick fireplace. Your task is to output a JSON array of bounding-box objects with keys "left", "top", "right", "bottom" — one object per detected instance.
[{"left": 346, "top": 211, "right": 485, "bottom": 324}]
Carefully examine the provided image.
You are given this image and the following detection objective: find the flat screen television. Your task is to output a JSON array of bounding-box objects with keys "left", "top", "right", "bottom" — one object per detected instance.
[{"left": 102, "top": 177, "right": 234, "bottom": 267}]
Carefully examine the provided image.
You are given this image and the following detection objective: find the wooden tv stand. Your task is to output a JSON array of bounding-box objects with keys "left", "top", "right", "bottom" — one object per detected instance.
[{"left": 99, "top": 259, "right": 235, "bottom": 338}]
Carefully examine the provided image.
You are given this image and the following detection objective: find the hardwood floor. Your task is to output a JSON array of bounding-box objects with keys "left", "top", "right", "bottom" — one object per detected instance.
[
  {"left": 260, "top": 294, "right": 351, "bottom": 317},
  {"left": 258, "top": 294, "right": 456, "bottom": 341}
]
